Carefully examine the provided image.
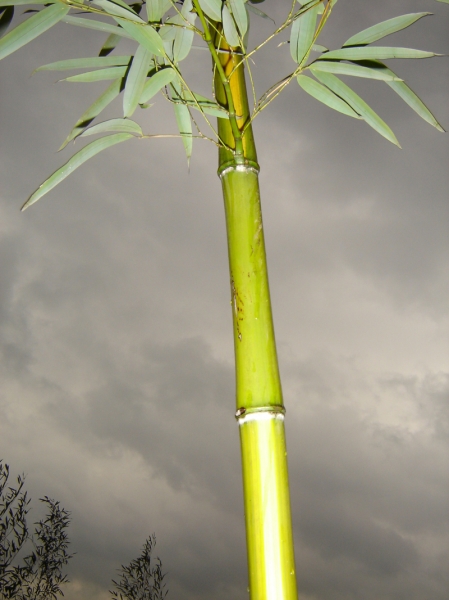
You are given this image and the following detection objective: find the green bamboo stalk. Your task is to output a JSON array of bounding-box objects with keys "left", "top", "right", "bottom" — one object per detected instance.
[{"left": 213, "top": 31, "right": 298, "bottom": 600}]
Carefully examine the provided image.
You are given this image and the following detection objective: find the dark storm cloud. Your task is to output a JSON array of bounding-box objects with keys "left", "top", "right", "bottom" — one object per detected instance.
[{"left": 283, "top": 360, "right": 449, "bottom": 599}]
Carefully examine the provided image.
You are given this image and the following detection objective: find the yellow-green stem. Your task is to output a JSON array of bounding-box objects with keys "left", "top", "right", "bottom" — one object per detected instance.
[
  {"left": 214, "top": 30, "right": 298, "bottom": 600},
  {"left": 192, "top": 0, "right": 245, "bottom": 161}
]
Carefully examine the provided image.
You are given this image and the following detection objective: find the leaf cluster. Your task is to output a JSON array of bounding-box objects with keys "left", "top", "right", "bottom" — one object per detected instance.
[
  {"left": 0, "top": 461, "right": 73, "bottom": 600},
  {"left": 0, "top": 0, "right": 446, "bottom": 207},
  {"left": 0, "top": 461, "right": 168, "bottom": 600},
  {"left": 110, "top": 534, "right": 167, "bottom": 600}
]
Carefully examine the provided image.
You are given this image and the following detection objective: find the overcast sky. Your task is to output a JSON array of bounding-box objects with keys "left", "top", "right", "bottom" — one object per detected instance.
[{"left": 1, "top": 1, "right": 448, "bottom": 599}]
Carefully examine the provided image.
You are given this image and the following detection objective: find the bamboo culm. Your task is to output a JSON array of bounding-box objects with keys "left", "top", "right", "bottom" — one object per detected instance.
[{"left": 213, "top": 27, "right": 298, "bottom": 600}]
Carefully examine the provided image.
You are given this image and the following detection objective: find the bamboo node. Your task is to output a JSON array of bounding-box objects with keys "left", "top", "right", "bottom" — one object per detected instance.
[
  {"left": 218, "top": 161, "right": 260, "bottom": 178},
  {"left": 235, "top": 405, "right": 285, "bottom": 423}
]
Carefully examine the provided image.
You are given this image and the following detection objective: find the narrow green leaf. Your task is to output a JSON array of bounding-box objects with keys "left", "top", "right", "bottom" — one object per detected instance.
[
  {"left": 171, "top": 79, "right": 229, "bottom": 119},
  {"left": 59, "top": 78, "right": 123, "bottom": 149},
  {"left": 80, "top": 118, "right": 142, "bottom": 137},
  {"left": 229, "top": 0, "right": 248, "bottom": 37},
  {"left": 61, "top": 66, "right": 127, "bottom": 82},
  {"left": 290, "top": 1, "right": 319, "bottom": 64},
  {"left": 0, "top": 0, "right": 51, "bottom": 5},
  {"left": 323, "top": 47, "right": 438, "bottom": 61},
  {"left": 159, "top": 20, "right": 177, "bottom": 42},
  {"left": 114, "top": 18, "right": 165, "bottom": 57},
  {"left": 146, "top": 0, "right": 171, "bottom": 22},
  {"left": 22, "top": 133, "right": 134, "bottom": 210},
  {"left": 0, "top": 6, "right": 14, "bottom": 39},
  {"left": 312, "top": 44, "right": 328, "bottom": 52},
  {"left": 61, "top": 16, "right": 133, "bottom": 40},
  {"left": 388, "top": 83, "right": 445, "bottom": 132},
  {"left": 139, "top": 67, "right": 176, "bottom": 103},
  {"left": 176, "top": 95, "right": 229, "bottom": 118},
  {"left": 297, "top": 74, "right": 361, "bottom": 118},
  {"left": 343, "top": 13, "right": 431, "bottom": 47},
  {"left": 173, "top": 0, "right": 196, "bottom": 63},
  {"left": 222, "top": 3, "right": 240, "bottom": 47},
  {"left": 123, "top": 45, "right": 153, "bottom": 117},
  {"left": 435, "top": 0, "right": 449, "bottom": 4},
  {"left": 313, "top": 70, "right": 400, "bottom": 146},
  {"left": 35, "top": 55, "right": 131, "bottom": 72},
  {"left": 162, "top": 36, "right": 174, "bottom": 61},
  {"left": 310, "top": 60, "right": 401, "bottom": 81},
  {"left": 99, "top": 33, "right": 122, "bottom": 57},
  {"left": 0, "top": 3, "right": 68, "bottom": 61},
  {"left": 361, "top": 60, "right": 444, "bottom": 131},
  {"left": 91, "top": 0, "right": 145, "bottom": 23},
  {"left": 246, "top": 4, "right": 274, "bottom": 23},
  {"left": 189, "top": 95, "right": 230, "bottom": 118},
  {"left": 104, "top": 0, "right": 134, "bottom": 9},
  {"left": 174, "top": 102, "right": 192, "bottom": 163},
  {"left": 173, "top": 25, "right": 194, "bottom": 63},
  {"left": 197, "top": 0, "right": 222, "bottom": 22}
]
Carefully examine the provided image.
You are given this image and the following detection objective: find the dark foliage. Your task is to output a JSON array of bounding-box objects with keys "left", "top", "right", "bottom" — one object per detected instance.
[
  {"left": 110, "top": 534, "right": 167, "bottom": 600},
  {"left": 1, "top": 462, "right": 167, "bottom": 599},
  {"left": 0, "top": 461, "right": 73, "bottom": 600}
]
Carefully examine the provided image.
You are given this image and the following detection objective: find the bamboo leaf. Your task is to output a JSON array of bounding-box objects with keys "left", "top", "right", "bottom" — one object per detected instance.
[
  {"left": 360, "top": 60, "right": 445, "bottom": 131},
  {"left": 173, "top": 0, "right": 196, "bottom": 63},
  {"left": 114, "top": 18, "right": 165, "bottom": 57},
  {"left": 197, "top": 0, "right": 222, "bottom": 22},
  {"left": 246, "top": 4, "right": 274, "bottom": 23},
  {"left": 322, "top": 47, "right": 438, "bottom": 61},
  {"left": 61, "top": 16, "right": 133, "bottom": 39},
  {"left": 22, "top": 133, "right": 134, "bottom": 210},
  {"left": 61, "top": 66, "right": 127, "bottom": 82},
  {"left": 185, "top": 94, "right": 229, "bottom": 118},
  {"left": 113, "top": 0, "right": 138, "bottom": 8},
  {"left": 313, "top": 70, "right": 400, "bottom": 146},
  {"left": 123, "top": 45, "right": 153, "bottom": 117},
  {"left": 388, "top": 82, "right": 445, "bottom": 132},
  {"left": 80, "top": 118, "right": 142, "bottom": 136},
  {"left": 146, "top": 0, "right": 171, "bottom": 22},
  {"left": 159, "top": 20, "right": 177, "bottom": 42},
  {"left": 99, "top": 32, "right": 122, "bottom": 56},
  {"left": 139, "top": 67, "right": 176, "bottom": 103},
  {"left": 0, "top": 0, "right": 51, "bottom": 5},
  {"left": 172, "top": 79, "right": 229, "bottom": 119},
  {"left": 435, "top": 0, "right": 449, "bottom": 3},
  {"left": 102, "top": 0, "right": 133, "bottom": 8},
  {"left": 297, "top": 74, "right": 361, "bottom": 118},
  {"left": 173, "top": 25, "right": 194, "bottom": 62},
  {"left": 59, "top": 78, "right": 123, "bottom": 149},
  {"left": 193, "top": 100, "right": 229, "bottom": 118},
  {"left": 222, "top": 3, "right": 240, "bottom": 47},
  {"left": 310, "top": 60, "right": 402, "bottom": 81},
  {"left": 174, "top": 102, "right": 192, "bottom": 163},
  {"left": 91, "top": 0, "right": 145, "bottom": 23},
  {"left": 290, "top": 1, "right": 319, "bottom": 64},
  {"left": 0, "top": 6, "right": 14, "bottom": 39},
  {"left": 0, "top": 3, "right": 68, "bottom": 61},
  {"left": 343, "top": 13, "right": 431, "bottom": 47},
  {"left": 35, "top": 55, "right": 131, "bottom": 72},
  {"left": 228, "top": 0, "right": 248, "bottom": 37}
]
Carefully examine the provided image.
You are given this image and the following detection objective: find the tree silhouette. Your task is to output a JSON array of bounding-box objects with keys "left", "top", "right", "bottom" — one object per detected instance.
[
  {"left": 1, "top": 461, "right": 167, "bottom": 600},
  {"left": 0, "top": 461, "right": 73, "bottom": 600}
]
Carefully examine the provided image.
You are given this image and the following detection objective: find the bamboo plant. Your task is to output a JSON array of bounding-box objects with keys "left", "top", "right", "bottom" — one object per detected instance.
[{"left": 1, "top": 0, "right": 446, "bottom": 598}]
